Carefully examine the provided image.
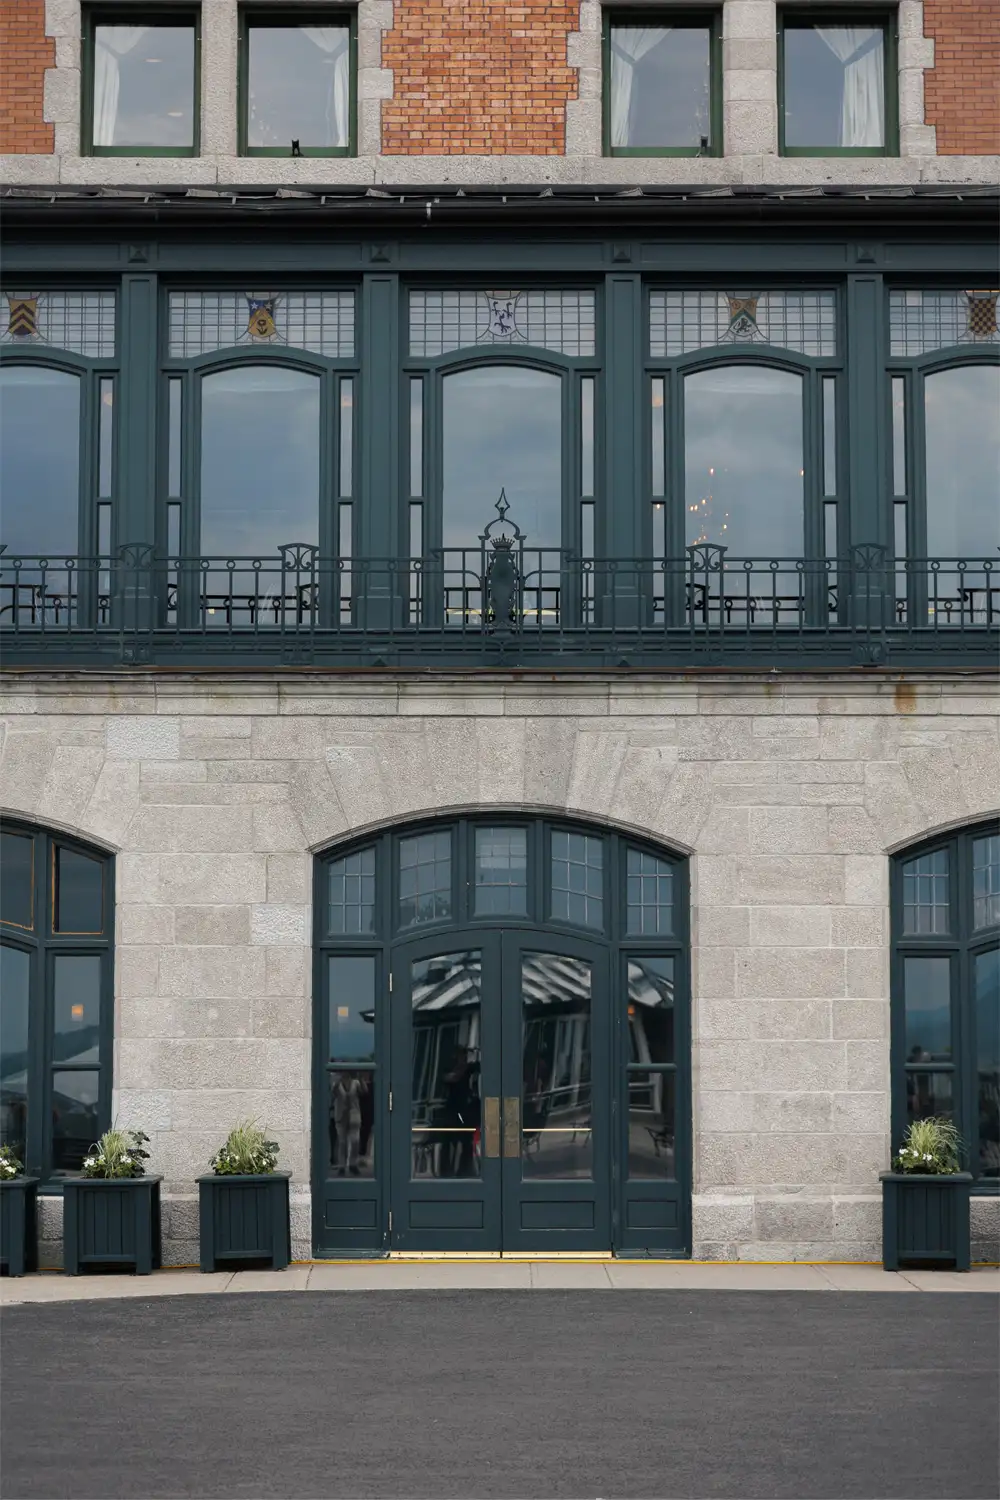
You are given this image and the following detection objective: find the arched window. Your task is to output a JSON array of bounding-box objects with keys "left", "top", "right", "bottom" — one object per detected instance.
[
  {"left": 0, "top": 821, "right": 114, "bottom": 1181},
  {"left": 892, "top": 821, "right": 1000, "bottom": 1186}
]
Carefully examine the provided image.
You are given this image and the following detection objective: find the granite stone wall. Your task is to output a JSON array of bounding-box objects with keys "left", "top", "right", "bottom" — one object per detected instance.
[{"left": 1, "top": 671, "right": 997, "bottom": 1266}]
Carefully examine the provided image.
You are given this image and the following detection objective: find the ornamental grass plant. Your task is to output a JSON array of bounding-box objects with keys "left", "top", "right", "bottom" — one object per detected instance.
[
  {"left": 209, "top": 1119, "right": 280, "bottom": 1176},
  {"left": 80, "top": 1127, "right": 151, "bottom": 1179},
  {"left": 0, "top": 1144, "right": 25, "bottom": 1180},
  {"left": 892, "top": 1116, "right": 963, "bottom": 1175}
]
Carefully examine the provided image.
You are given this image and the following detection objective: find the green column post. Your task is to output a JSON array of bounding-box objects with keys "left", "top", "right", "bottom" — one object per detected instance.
[
  {"left": 602, "top": 272, "right": 643, "bottom": 628},
  {"left": 359, "top": 271, "right": 400, "bottom": 630}
]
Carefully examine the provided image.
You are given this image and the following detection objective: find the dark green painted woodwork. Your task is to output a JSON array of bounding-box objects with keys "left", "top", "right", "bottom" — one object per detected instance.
[
  {"left": 0, "top": 1179, "right": 39, "bottom": 1277},
  {"left": 62, "top": 1176, "right": 163, "bottom": 1275},
  {"left": 880, "top": 1173, "right": 972, "bottom": 1270},
  {"left": 197, "top": 1173, "right": 292, "bottom": 1272}
]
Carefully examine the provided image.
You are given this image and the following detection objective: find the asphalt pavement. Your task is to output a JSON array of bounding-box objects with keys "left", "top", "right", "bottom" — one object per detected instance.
[{"left": 2, "top": 1290, "right": 997, "bottom": 1500}]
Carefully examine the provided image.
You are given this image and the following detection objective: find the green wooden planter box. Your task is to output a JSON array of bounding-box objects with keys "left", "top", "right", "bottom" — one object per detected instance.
[
  {"left": 1, "top": 1178, "right": 39, "bottom": 1277},
  {"left": 62, "top": 1176, "right": 162, "bottom": 1275},
  {"left": 880, "top": 1172, "right": 972, "bottom": 1271},
  {"left": 197, "top": 1172, "right": 291, "bottom": 1273}
]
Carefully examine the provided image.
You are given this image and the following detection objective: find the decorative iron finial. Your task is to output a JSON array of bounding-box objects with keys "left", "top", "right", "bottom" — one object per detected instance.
[{"left": 495, "top": 489, "right": 510, "bottom": 522}]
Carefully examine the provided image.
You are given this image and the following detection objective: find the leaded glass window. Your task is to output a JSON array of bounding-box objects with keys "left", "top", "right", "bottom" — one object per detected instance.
[
  {"left": 902, "top": 848, "right": 949, "bottom": 935},
  {"left": 168, "top": 291, "right": 355, "bottom": 358},
  {"left": 474, "top": 827, "right": 528, "bottom": 916},
  {"left": 1, "top": 291, "right": 115, "bottom": 358},
  {"left": 649, "top": 290, "right": 837, "bottom": 358},
  {"left": 409, "top": 290, "right": 596, "bottom": 358},
  {"left": 626, "top": 849, "right": 673, "bottom": 936},
  {"left": 329, "top": 848, "right": 376, "bottom": 935},
  {"left": 889, "top": 290, "right": 1000, "bottom": 357},
  {"left": 974, "top": 835, "right": 1000, "bottom": 931},
  {"left": 399, "top": 831, "right": 453, "bottom": 928},
  {"left": 550, "top": 831, "right": 603, "bottom": 930}
]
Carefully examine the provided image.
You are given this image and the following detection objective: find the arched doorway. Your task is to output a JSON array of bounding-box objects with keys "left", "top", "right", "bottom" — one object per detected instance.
[{"left": 312, "top": 815, "right": 690, "bottom": 1256}]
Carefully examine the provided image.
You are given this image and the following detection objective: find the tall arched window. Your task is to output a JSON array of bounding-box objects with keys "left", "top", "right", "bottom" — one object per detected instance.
[
  {"left": 0, "top": 821, "right": 114, "bottom": 1181},
  {"left": 892, "top": 821, "right": 999, "bottom": 1186}
]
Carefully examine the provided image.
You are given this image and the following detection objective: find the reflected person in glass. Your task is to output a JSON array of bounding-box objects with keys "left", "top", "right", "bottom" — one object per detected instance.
[{"left": 331, "top": 1071, "right": 363, "bottom": 1176}]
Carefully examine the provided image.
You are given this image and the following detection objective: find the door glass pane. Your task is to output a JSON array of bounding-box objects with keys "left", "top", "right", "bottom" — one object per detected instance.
[
  {"left": 0, "top": 366, "right": 80, "bottom": 556},
  {"left": 580, "top": 377, "right": 595, "bottom": 498},
  {"left": 925, "top": 366, "right": 1000, "bottom": 558},
  {"left": 0, "top": 945, "right": 30, "bottom": 1162},
  {"left": 822, "top": 377, "right": 836, "bottom": 496},
  {"left": 247, "top": 24, "right": 350, "bottom": 150},
  {"left": 474, "top": 827, "right": 527, "bottom": 916},
  {"left": 53, "top": 845, "right": 104, "bottom": 934},
  {"left": 783, "top": 26, "right": 885, "bottom": 149},
  {"left": 975, "top": 949, "right": 999, "bottom": 1179},
  {"left": 973, "top": 834, "right": 1000, "bottom": 930},
  {"left": 328, "top": 1069, "right": 375, "bottom": 1179},
  {"left": 98, "top": 379, "right": 114, "bottom": 497},
  {"left": 901, "top": 848, "right": 949, "bottom": 935},
  {"left": 1, "top": 832, "right": 34, "bottom": 930},
  {"left": 891, "top": 375, "right": 906, "bottom": 496},
  {"left": 651, "top": 378, "right": 665, "bottom": 497},
  {"left": 550, "top": 831, "right": 603, "bottom": 930},
  {"left": 521, "top": 953, "right": 592, "bottom": 1179},
  {"left": 409, "top": 379, "right": 423, "bottom": 497},
  {"left": 328, "top": 955, "right": 376, "bottom": 1061},
  {"left": 328, "top": 848, "right": 375, "bottom": 935},
  {"left": 610, "top": 26, "right": 711, "bottom": 150},
  {"left": 51, "top": 1069, "right": 100, "bottom": 1173},
  {"left": 903, "top": 956, "right": 951, "bottom": 1062},
  {"left": 339, "top": 379, "right": 353, "bottom": 497},
  {"left": 410, "top": 951, "right": 482, "bottom": 1180},
  {"left": 92, "top": 25, "right": 195, "bottom": 149},
  {"left": 168, "top": 378, "right": 182, "bottom": 497},
  {"left": 627, "top": 958, "right": 674, "bottom": 1065},
  {"left": 627, "top": 1070, "right": 675, "bottom": 1179},
  {"left": 399, "top": 830, "right": 452, "bottom": 929},
  {"left": 626, "top": 849, "right": 673, "bottom": 936},
  {"left": 906, "top": 1069, "right": 953, "bottom": 1127},
  {"left": 54, "top": 955, "right": 102, "bottom": 1065}
]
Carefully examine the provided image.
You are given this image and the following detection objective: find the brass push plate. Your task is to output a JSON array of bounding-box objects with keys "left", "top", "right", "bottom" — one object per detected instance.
[
  {"left": 503, "top": 1096, "right": 520, "bottom": 1158},
  {"left": 483, "top": 1096, "right": 500, "bottom": 1158}
]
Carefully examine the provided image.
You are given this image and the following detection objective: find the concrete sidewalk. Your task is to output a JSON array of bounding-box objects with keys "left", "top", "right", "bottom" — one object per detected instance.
[{"left": 2, "top": 1260, "right": 997, "bottom": 1302}]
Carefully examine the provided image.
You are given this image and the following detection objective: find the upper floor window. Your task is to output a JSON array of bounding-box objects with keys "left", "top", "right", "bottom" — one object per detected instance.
[
  {"left": 83, "top": 11, "right": 199, "bottom": 156},
  {"left": 892, "top": 823, "right": 1000, "bottom": 1187},
  {"left": 240, "top": 12, "right": 355, "bottom": 156},
  {"left": 604, "top": 12, "right": 720, "bottom": 156},
  {"left": 779, "top": 13, "right": 896, "bottom": 156},
  {"left": 0, "top": 822, "right": 114, "bottom": 1183}
]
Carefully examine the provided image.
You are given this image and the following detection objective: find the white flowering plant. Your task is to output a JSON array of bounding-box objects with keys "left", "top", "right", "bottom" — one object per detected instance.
[
  {"left": 892, "top": 1116, "right": 962, "bottom": 1176},
  {"left": 80, "top": 1127, "right": 150, "bottom": 1179},
  {"left": 0, "top": 1144, "right": 25, "bottom": 1180},
  {"left": 210, "top": 1119, "right": 280, "bottom": 1176}
]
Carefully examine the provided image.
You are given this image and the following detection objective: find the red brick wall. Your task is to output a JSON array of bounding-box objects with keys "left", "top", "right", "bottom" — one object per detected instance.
[
  {"left": 923, "top": 0, "right": 1000, "bottom": 155},
  {"left": 381, "top": 0, "right": 579, "bottom": 155},
  {"left": 0, "top": 0, "right": 55, "bottom": 153}
]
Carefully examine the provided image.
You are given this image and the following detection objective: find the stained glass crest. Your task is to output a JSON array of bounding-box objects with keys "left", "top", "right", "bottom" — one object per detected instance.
[
  {"left": 409, "top": 289, "right": 596, "bottom": 357},
  {"left": 0, "top": 290, "right": 116, "bottom": 357},
  {"left": 889, "top": 289, "right": 1000, "bottom": 356},
  {"left": 650, "top": 290, "right": 836, "bottom": 358},
  {"left": 168, "top": 291, "right": 355, "bottom": 358}
]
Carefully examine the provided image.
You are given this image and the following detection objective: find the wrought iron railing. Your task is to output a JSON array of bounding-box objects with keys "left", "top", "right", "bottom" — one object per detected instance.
[{"left": 0, "top": 540, "right": 995, "bottom": 670}]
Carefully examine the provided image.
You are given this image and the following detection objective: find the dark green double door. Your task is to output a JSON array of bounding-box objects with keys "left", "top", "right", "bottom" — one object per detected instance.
[{"left": 389, "top": 929, "right": 610, "bottom": 1252}]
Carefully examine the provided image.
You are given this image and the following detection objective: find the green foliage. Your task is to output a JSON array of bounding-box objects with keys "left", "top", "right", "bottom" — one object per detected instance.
[
  {"left": 893, "top": 1116, "right": 963, "bottom": 1175},
  {"left": 81, "top": 1127, "right": 150, "bottom": 1179},
  {"left": 210, "top": 1119, "right": 280, "bottom": 1176},
  {"left": 0, "top": 1144, "right": 25, "bottom": 1180}
]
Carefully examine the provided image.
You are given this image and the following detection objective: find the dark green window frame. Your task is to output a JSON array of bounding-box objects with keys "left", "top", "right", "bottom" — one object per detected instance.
[
  {"left": 602, "top": 8, "right": 723, "bottom": 157},
  {"left": 81, "top": 6, "right": 201, "bottom": 158},
  {"left": 0, "top": 820, "right": 115, "bottom": 1188},
  {"left": 778, "top": 8, "right": 899, "bottom": 158},
  {"left": 237, "top": 8, "right": 358, "bottom": 158},
  {"left": 891, "top": 821, "right": 1000, "bottom": 1192}
]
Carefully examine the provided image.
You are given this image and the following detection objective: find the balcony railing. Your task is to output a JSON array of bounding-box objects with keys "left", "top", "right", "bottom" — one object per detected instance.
[{"left": 0, "top": 541, "right": 996, "bottom": 670}]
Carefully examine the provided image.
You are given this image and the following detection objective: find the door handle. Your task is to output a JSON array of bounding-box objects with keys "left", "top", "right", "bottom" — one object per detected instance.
[
  {"left": 503, "top": 1095, "right": 520, "bottom": 1158},
  {"left": 483, "top": 1096, "right": 500, "bottom": 1158}
]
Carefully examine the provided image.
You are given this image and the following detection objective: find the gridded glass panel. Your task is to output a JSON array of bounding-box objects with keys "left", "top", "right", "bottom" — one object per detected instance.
[
  {"left": 54, "top": 846, "right": 104, "bottom": 934},
  {"left": 328, "top": 848, "right": 376, "bottom": 935},
  {"left": 168, "top": 291, "right": 355, "bottom": 358},
  {"left": 0, "top": 832, "right": 34, "bottom": 930},
  {"left": 889, "top": 289, "right": 1000, "bottom": 356},
  {"left": 550, "top": 831, "right": 603, "bottom": 929},
  {"left": 399, "top": 831, "right": 452, "bottom": 928},
  {"left": 902, "top": 848, "right": 949, "bottom": 935},
  {"left": 627, "top": 958, "right": 674, "bottom": 1065},
  {"left": 1, "top": 291, "right": 115, "bottom": 358},
  {"left": 328, "top": 955, "right": 376, "bottom": 1060},
  {"left": 903, "top": 955, "right": 951, "bottom": 1062},
  {"left": 627, "top": 1070, "right": 675, "bottom": 1179},
  {"left": 0, "top": 945, "right": 30, "bottom": 1162},
  {"left": 626, "top": 849, "right": 674, "bottom": 935},
  {"left": 409, "top": 289, "right": 596, "bottom": 357},
  {"left": 649, "top": 290, "right": 836, "bottom": 357},
  {"left": 973, "top": 835, "right": 1000, "bottom": 930},
  {"left": 51, "top": 1069, "right": 100, "bottom": 1173},
  {"left": 53, "top": 956, "right": 101, "bottom": 1065},
  {"left": 474, "top": 827, "right": 528, "bottom": 916},
  {"left": 975, "top": 948, "right": 999, "bottom": 1178}
]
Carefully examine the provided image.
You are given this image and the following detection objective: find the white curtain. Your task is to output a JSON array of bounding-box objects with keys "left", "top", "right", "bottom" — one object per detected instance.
[
  {"left": 610, "top": 27, "right": 668, "bottom": 149},
  {"left": 816, "top": 27, "right": 884, "bottom": 148},
  {"left": 303, "top": 27, "right": 350, "bottom": 148},
  {"left": 93, "top": 26, "right": 148, "bottom": 147}
]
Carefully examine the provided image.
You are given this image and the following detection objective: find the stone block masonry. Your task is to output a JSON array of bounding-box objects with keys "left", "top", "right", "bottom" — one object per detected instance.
[{"left": 0, "top": 0, "right": 54, "bottom": 154}]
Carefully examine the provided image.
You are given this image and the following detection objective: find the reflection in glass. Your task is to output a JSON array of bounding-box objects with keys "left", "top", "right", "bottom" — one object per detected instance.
[
  {"left": 247, "top": 25, "right": 350, "bottom": 150},
  {"left": 339, "top": 379, "right": 353, "bottom": 497},
  {"left": 168, "top": 378, "right": 182, "bottom": 497},
  {"left": 822, "top": 377, "right": 836, "bottom": 496},
  {"left": 651, "top": 378, "right": 666, "bottom": 497},
  {"left": 51, "top": 1069, "right": 100, "bottom": 1172},
  {"left": 410, "top": 951, "right": 482, "bottom": 1180},
  {"left": 610, "top": 26, "right": 711, "bottom": 149},
  {"left": 904, "top": 956, "right": 951, "bottom": 1061},
  {"left": 93, "top": 25, "right": 195, "bottom": 149},
  {"left": 627, "top": 1070, "right": 675, "bottom": 1179},
  {"left": 902, "top": 848, "right": 949, "bottom": 935},
  {"left": 550, "top": 831, "right": 603, "bottom": 930},
  {"left": 581, "top": 378, "right": 595, "bottom": 498},
  {"left": 328, "top": 1069, "right": 375, "bottom": 1178},
  {"left": 1, "top": 832, "right": 33, "bottom": 930},
  {"left": 925, "top": 366, "right": 1000, "bottom": 558},
  {"left": 399, "top": 831, "right": 452, "bottom": 929},
  {"left": 891, "top": 375, "right": 907, "bottom": 496},
  {"left": 521, "top": 953, "right": 592, "bottom": 1179},
  {"left": 906, "top": 1069, "right": 953, "bottom": 1128},
  {"left": 99, "top": 380, "right": 114, "bottom": 498},
  {"left": 409, "top": 379, "right": 423, "bottom": 497},
  {"left": 53, "top": 956, "right": 102, "bottom": 1065},
  {"left": 684, "top": 366, "right": 803, "bottom": 555},
  {"left": 783, "top": 26, "right": 885, "bottom": 149},
  {"left": 328, "top": 848, "right": 375, "bottom": 935},
  {"left": 973, "top": 834, "right": 1000, "bottom": 930},
  {"left": 0, "top": 945, "right": 30, "bottom": 1161},
  {"left": 328, "top": 955, "right": 375, "bottom": 1061},
  {"left": 975, "top": 948, "right": 999, "bottom": 1179},
  {"left": 626, "top": 850, "right": 673, "bottom": 936},
  {"left": 474, "top": 827, "right": 527, "bottom": 916},
  {"left": 627, "top": 958, "right": 674, "bottom": 1065},
  {"left": 54, "top": 846, "right": 104, "bottom": 934},
  {"left": 0, "top": 366, "right": 80, "bottom": 556}
]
